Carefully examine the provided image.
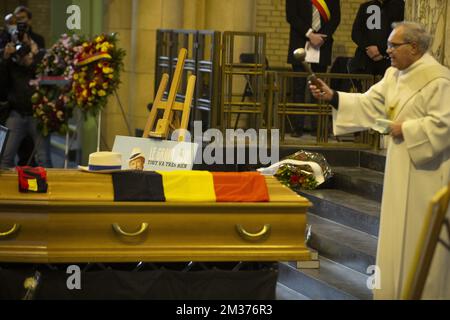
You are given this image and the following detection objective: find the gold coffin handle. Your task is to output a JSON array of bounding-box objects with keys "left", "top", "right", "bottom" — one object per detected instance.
[
  {"left": 0, "top": 224, "right": 21, "bottom": 239},
  {"left": 112, "top": 223, "right": 149, "bottom": 237},
  {"left": 236, "top": 224, "right": 271, "bottom": 242}
]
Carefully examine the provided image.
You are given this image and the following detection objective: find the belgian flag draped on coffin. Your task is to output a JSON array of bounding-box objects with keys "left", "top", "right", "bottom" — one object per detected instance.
[{"left": 112, "top": 171, "right": 269, "bottom": 202}]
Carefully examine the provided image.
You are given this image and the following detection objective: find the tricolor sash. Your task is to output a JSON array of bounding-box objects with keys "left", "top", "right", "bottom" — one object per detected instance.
[
  {"left": 76, "top": 52, "right": 112, "bottom": 67},
  {"left": 311, "top": 0, "right": 331, "bottom": 23}
]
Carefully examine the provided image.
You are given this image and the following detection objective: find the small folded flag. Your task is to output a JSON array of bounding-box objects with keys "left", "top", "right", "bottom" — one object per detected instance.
[
  {"left": 212, "top": 172, "right": 269, "bottom": 202},
  {"left": 16, "top": 166, "right": 48, "bottom": 193},
  {"left": 112, "top": 171, "right": 165, "bottom": 201},
  {"left": 158, "top": 171, "right": 216, "bottom": 202}
]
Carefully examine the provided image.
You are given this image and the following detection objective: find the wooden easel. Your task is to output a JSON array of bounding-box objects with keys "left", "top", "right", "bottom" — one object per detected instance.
[
  {"left": 143, "top": 48, "right": 196, "bottom": 141},
  {"left": 402, "top": 182, "right": 450, "bottom": 299}
]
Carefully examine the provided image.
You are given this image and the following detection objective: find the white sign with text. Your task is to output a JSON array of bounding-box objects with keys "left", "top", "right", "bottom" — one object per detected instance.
[{"left": 112, "top": 135, "right": 199, "bottom": 171}]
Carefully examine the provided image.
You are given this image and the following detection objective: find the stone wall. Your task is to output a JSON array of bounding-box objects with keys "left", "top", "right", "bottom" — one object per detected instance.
[{"left": 26, "top": 0, "right": 52, "bottom": 48}]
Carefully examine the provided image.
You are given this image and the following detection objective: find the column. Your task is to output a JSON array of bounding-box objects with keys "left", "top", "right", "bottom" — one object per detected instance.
[
  {"left": 405, "top": 0, "right": 449, "bottom": 66},
  {"left": 102, "top": 0, "right": 184, "bottom": 150}
]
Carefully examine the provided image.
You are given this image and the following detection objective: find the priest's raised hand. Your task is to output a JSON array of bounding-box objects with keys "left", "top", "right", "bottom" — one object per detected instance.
[{"left": 308, "top": 78, "right": 334, "bottom": 102}]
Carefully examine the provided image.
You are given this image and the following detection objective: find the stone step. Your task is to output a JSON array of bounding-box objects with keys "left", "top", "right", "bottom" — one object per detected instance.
[
  {"left": 299, "top": 189, "right": 381, "bottom": 236},
  {"left": 278, "top": 257, "right": 372, "bottom": 300},
  {"left": 359, "top": 150, "right": 386, "bottom": 172},
  {"left": 306, "top": 214, "right": 377, "bottom": 274},
  {"left": 331, "top": 166, "right": 384, "bottom": 202},
  {"left": 276, "top": 282, "right": 310, "bottom": 300}
]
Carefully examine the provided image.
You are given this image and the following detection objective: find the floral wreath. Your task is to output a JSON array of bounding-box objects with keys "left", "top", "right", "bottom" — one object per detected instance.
[
  {"left": 31, "top": 33, "right": 126, "bottom": 136},
  {"left": 31, "top": 34, "right": 81, "bottom": 136},
  {"left": 72, "top": 33, "right": 126, "bottom": 116}
]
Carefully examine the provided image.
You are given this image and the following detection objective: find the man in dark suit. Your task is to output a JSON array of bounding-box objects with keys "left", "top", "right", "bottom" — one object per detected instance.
[
  {"left": 1, "top": 14, "right": 17, "bottom": 122},
  {"left": 286, "top": 0, "right": 341, "bottom": 137},
  {"left": 0, "top": 6, "right": 50, "bottom": 168},
  {"left": 350, "top": 0, "right": 404, "bottom": 77}
]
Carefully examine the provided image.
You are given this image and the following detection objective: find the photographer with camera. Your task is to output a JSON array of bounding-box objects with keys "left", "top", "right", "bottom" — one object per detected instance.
[
  {"left": 0, "top": 6, "right": 52, "bottom": 168},
  {"left": 0, "top": 13, "right": 16, "bottom": 123},
  {"left": 0, "top": 13, "right": 16, "bottom": 51}
]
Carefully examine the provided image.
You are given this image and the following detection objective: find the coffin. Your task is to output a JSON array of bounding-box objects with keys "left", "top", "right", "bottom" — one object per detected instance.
[{"left": 0, "top": 169, "right": 312, "bottom": 263}]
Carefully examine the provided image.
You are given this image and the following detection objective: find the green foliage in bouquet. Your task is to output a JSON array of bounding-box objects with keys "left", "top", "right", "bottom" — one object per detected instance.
[
  {"left": 274, "top": 150, "right": 333, "bottom": 192},
  {"left": 275, "top": 164, "right": 318, "bottom": 191}
]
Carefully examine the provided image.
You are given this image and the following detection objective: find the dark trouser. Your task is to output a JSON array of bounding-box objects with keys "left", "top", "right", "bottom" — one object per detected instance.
[
  {"left": 1, "top": 110, "right": 52, "bottom": 168},
  {"left": 291, "top": 63, "right": 328, "bottom": 135}
]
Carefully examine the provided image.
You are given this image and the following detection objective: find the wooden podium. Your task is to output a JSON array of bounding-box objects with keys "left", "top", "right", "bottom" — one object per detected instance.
[{"left": 143, "top": 48, "right": 196, "bottom": 142}]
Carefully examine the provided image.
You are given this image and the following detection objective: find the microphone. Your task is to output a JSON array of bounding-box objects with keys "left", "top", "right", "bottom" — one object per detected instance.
[{"left": 293, "top": 48, "right": 323, "bottom": 89}]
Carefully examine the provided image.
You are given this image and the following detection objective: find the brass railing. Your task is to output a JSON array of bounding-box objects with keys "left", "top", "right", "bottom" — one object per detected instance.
[
  {"left": 220, "top": 31, "right": 267, "bottom": 132},
  {"left": 153, "top": 29, "right": 383, "bottom": 150},
  {"left": 266, "top": 71, "right": 381, "bottom": 149}
]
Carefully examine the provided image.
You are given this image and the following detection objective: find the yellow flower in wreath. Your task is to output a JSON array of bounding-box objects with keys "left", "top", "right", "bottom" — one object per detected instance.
[
  {"left": 100, "top": 42, "right": 111, "bottom": 52},
  {"left": 98, "top": 90, "right": 106, "bottom": 97},
  {"left": 96, "top": 36, "right": 105, "bottom": 43},
  {"left": 102, "top": 67, "right": 114, "bottom": 74}
]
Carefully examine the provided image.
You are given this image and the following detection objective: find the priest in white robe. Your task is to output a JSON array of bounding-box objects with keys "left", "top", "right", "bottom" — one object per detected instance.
[{"left": 310, "top": 21, "right": 450, "bottom": 299}]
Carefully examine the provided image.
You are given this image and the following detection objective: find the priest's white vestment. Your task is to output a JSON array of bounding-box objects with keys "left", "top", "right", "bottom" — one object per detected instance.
[{"left": 332, "top": 53, "right": 450, "bottom": 299}]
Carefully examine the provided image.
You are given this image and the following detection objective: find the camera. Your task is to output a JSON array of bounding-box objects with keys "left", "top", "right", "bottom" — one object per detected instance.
[
  {"left": 16, "top": 22, "right": 29, "bottom": 41},
  {"left": 13, "top": 42, "right": 31, "bottom": 60},
  {"left": 10, "top": 22, "right": 31, "bottom": 62}
]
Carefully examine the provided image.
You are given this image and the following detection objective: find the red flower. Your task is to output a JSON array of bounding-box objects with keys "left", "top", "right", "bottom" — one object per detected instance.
[{"left": 290, "top": 175, "right": 300, "bottom": 185}]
